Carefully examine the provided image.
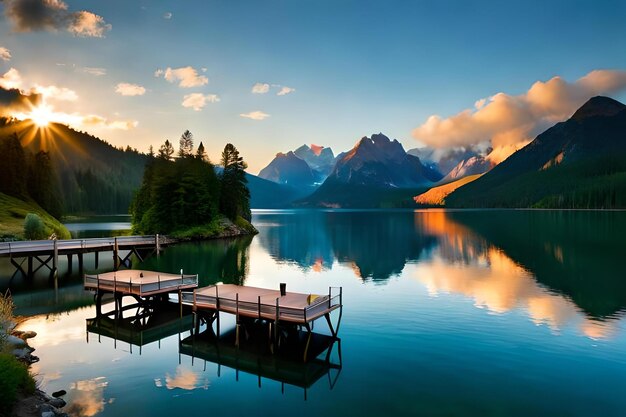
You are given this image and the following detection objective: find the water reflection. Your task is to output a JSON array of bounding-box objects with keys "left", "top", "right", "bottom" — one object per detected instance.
[
  {"left": 64, "top": 377, "right": 111, "bottom": 417},
  {"left": 180, "top": 327, "right": 342, "bottom": 396},
  {"left": 255, "top": 209, "right": 626, "bottom": 337},
  {"left": 258, "top": 210, "right": 437, "bottom": 281},
  {"left": 136, "top": 236, "right": 253, "bottom": 287}
]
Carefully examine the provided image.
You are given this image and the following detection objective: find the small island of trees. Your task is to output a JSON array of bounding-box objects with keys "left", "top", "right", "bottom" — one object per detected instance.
[{"left": 131, "top": 130, "right": 256, "bottom": 239}]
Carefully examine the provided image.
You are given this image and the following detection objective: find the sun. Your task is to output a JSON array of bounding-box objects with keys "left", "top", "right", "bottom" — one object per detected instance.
[{"left": 28, "top": 104, "right": 56, "bottom": 127}]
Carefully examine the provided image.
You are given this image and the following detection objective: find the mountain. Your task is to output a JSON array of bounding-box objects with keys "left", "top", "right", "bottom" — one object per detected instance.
[
  {"left": 0, "top": 117, "right": 147, "bottom": 214},
  {"left": 257, "top": 151, "right": 317, "bottom": 188},
  {"left": 246, "top": 173, "right": 311, "bottom": 208},
  {"left": 293, "top": 144, "right": 336, "bottom": 179},
  {"left": 300, "top": 133, "right": 440, "bottom": 207},
  {"left": 446, "top": 96, "right": 626, "bottom": 208},
  {"left": 442, "top": 154, "right": 494, "bottom": 182},
  {"left": 407, "top": 146, "right": 479, "bottom": 177},
  {"left": 414, "top": 174, "right": 483, "bottom": 206}
]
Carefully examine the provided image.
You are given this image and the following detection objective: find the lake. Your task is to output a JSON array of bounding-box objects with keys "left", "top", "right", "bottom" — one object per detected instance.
[{"left": 3, "top": 209, "right": 626, "bottom": 417}]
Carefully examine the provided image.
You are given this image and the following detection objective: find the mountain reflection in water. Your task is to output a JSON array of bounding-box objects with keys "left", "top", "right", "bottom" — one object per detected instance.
[{"left": 255, "top": 209, "right": 626, "bottom": 338}]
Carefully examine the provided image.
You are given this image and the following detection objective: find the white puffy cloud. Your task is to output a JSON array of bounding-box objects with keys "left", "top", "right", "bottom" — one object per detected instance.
[
  {"left": 240, "top": 110, "right": 270, "bottom": 120},
  {"left": 412, "top": 70, "right": 626, "bottom": 161},
  {"left": 277, "top": 86, "right": 295, "bottom": 96},
  {"left": 251, "top": 82, "right": 269, "bottom": 94},
  {"left": 156, "top": 66, "right": 208, "bottom": 88},
  {"left": 0, "top": 47, "right": 11, "bottom": 61},
  {"left": 181, "top": 93, "right": 220, "bottom": 111},
  {"left": 115, "top": 83, "right": 146, "bottom": 96},
  {"left": 34, "top": 84, "right": 78, "bottom": 101},
  {"left": 0, "top": 68, "right": 22, "bottom": 89}
]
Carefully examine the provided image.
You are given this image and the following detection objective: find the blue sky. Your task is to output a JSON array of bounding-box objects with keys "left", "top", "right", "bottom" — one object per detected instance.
[{"left": 1, "top": 0, "right": 626, "bottom": 172}]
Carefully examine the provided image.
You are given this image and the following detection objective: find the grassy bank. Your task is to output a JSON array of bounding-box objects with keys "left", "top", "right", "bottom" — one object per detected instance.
[
  {"left": 0, "top": 192, "right": 71, "bottom": 241},
  {"left": 169, "top": 215, "right": 258, "bottom": 240},
  {"left": 0, "top": 292, "right": 36, "bottom": 416}
]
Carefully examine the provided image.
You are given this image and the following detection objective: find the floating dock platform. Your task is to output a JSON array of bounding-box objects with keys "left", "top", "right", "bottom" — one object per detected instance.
[
  {"left": 84, "top": 269, "right": 198, "bottom": 316},
  {"left": 184, "top": 283, "right": 342, "bottom": 356}
]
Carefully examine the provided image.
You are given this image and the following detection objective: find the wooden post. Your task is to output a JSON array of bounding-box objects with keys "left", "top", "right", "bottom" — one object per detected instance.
[
  {"left": 235, "top": 293, "right": 240, "bottom": 347},
  {"left": 178, "top": 289, "right": 182, "bottom": 318},
  {"left": 274, "top": 297, "right": 280, "bottom": 345},
  {"left": 94, "top": 251, "right": 99, "bottom": 269},
  {"left": 78, "top": 253, "right": 84, "bottom": 273},
  {"left": 52, "top": 240, "right": 58, "bottom": 274},
  {"left": 257, "top": 296, "right": 261, "bottom": 319},
  {"left": 67, "top": 254, "right": 73, "bottom": 273},
  {"left": 155, "top": 234, "right": 160, "bottom": 257},
  {"left": 113, "top": 237, "right": 119, "bottom": 270}
]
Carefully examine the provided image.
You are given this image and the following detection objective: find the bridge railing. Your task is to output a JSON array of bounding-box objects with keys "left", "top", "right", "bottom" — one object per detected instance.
[{"left": 0, "top": 235, "right": 162, "bottom": 256}]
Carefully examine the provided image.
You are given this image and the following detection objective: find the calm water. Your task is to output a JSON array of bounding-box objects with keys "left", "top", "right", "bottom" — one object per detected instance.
[{"left": 4, "top": 209, "right": 626, "bottom": 417}]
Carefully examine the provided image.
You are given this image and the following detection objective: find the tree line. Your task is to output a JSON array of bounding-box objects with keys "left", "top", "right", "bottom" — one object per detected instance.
[
  {"left": 131, "top": 130, "right": 251, "bottom": 234},
  {"left": 0, "top": 132, "right": 62, "bottom": 218}
]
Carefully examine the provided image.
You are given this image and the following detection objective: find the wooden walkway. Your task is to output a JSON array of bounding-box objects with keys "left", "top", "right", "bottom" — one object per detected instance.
[
  {"left": 186, "top": 284, "right": 343, "bottom": 356},
  {"left": 0, "top": 235, "right": 171, "bottom": 278}
]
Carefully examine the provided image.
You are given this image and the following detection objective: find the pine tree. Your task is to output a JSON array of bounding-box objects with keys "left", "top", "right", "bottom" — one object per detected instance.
[
  {"left": 196, "top": 141, "right": 207, "bottom": 161},
  {"left": 178, "top": 130, "right": 194, "bottom": 158},
  {"left": 219, "top": 143, "right": 251, "bottom": 221},
  {"left": 158, "top": 140, "right": 175, "bottom": 161}
]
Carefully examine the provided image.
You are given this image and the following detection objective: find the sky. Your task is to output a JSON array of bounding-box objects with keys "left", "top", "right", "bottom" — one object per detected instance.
[{"left": 1, "top": 0, "right": 626, "bottom": 172}]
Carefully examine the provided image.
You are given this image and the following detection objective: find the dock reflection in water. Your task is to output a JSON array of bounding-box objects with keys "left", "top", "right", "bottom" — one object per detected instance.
[
  {"left": 86, "top": 303, "right": 194, "bottom": 354},
  {"left": 180, "top": 326, "right": 342, "bottom": 400}
]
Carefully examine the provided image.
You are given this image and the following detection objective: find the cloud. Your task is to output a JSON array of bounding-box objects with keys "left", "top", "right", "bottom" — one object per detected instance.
[
  {"left": 181, "top": 93, "right": 220, "bottom": 111},
  {"left": 82, "top": 114, "right": 138, "bottom": 130},
  {"left": 155, "top": 66, "right": 208, "bottom": 88},
  {"left": 240, "top": 110, "right": 270, "bottom": 120},
  {"left": 33, "top": 84, "right": 78, "bottom": 101},
  {"left": 156, "top": 366, "right": 208, "bottom": 390},
  {"left": 0, "top": 68, "right": 22, "bottom": 90},
  {"left": 163, "top": 12, "right": 172, "bottom": 19},
  {"left": 3, "top": 0, "right": 111, "bottom": 37},
  {"left": 79, "top": 67, "right": 106, "bottom": 76},
  {"left": 115, "top": 82, "right": 146, "bottom": 96},
  {"left": 0, "top": 47, "right": 11, "bottom": 61},
  {"left": 251, "top": 82, "right": 269, "bottom": 94},
  {"left": 0, "top": 85, "right": 41, "bottom": 115},
  {"left": 68, "top": 11, "right": 111, "bottom": 37},
  {"left": 277, "top": 86, "right": 295, "bottom": 96},
  {"left": 412, "top": 69, "right": 626, "bottom": 160}
]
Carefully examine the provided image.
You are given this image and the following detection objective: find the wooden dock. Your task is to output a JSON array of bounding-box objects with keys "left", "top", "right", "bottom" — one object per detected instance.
[
  {"left": 185, "top": 284, "right": 342, "bottom": 357},
  {"left": 84, "top": 269, "right": 198, "bottom": 316},
  {"left": 0, "top": 235, "right": 170, "bottom": 278}
]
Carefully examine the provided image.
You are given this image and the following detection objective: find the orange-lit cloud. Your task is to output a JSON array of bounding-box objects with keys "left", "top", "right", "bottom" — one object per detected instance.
[
  {"left": 65, "top": 377, "right": 109, "bottom": 417},
  {"left": 154, "top": 365, "right": 209, "bottom": 390},
  {"left": 82, "top": 114, "right": 138, "bottom": 130},
  {"left": 182, "top": 93, "right": 220, "bottom": 111},
  {"left": 240, "top": 110, "right": 270, "bottom": 120},
  {"left": 156, "top": 66, "right": 208, "bottom": 88},
  {"left": 68, "top": 11, "right": 111, "bottom": 38},
  {"left": 412, "top": 69, "right": 626, "bottom": 161},
  {"left": 115, "top": 82, "right": 146, "bottom": 96}
]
